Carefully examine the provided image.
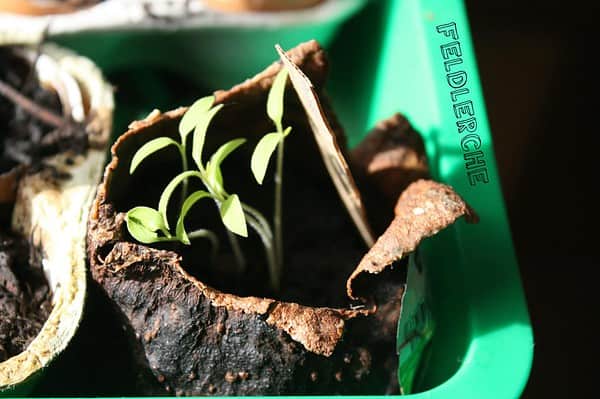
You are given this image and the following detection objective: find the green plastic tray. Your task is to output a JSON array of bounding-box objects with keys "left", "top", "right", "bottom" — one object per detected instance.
[
  {"left": 349, "top": 1, "right": 534, "bottom": 397},
  {"left": 350, "top": 1, "right": 534, "bottom": 397},
  {"left": 3, "top": 0, "right": 533, "bottom": 397}
]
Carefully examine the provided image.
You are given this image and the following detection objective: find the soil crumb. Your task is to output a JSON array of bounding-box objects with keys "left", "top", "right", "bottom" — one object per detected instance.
[{"left": 0, "top": 230, "right": 52, "bottom": 362}]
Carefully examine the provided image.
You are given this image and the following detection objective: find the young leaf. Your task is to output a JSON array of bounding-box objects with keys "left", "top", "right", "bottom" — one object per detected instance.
[
  {"left": 179, "top": 96, "right": 215, "bottom": 142},
  {"left": 192, "top": 104, "right": 224, "bottom": 169},
  {"left": 267, "top": 68, "right": 289, "bottom": 131},
  {"left": 158, "top": 170, "right": 204, "bottom": 229},
  {"left": 251, "top": 132, "right": 281, "bottom": 185},
  {"left": 220, "top": 194, "right": 247, "bottom": 237},
  {"left": 206, "top": 138, "right": 246, "bottom": 189},
  {"left": 126, "top": 206, "right": 168, "bottom": 244},
  {"left": 128, "top": 206, "right": 167, "bottom": 231},
  {"left": 206, "top": 160, "right": 223, "bottom": 192},
  {"left": 130, "top": 137, "right": 180, "bottom": 174},
  {"left": 175, "top": 190, "right": 211, "bottom": 244},
  {"left": 126, "top": 217, "right": 159, "bottom": 244}
]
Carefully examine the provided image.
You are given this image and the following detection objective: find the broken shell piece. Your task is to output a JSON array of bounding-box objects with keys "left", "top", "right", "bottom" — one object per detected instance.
[
  {"left": 0, "top": 44, "right": 113, "bottom": 392},
  {"left": 347, "top": 179, "right": 477, "bottom": 300}
]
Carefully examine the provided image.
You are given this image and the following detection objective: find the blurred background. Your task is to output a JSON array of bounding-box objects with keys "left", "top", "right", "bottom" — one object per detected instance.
[{"left": 465, "top": 1, "right": 596, "bottom": 397}]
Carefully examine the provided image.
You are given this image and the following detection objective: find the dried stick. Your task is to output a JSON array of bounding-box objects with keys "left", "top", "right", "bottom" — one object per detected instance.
[{"left": 0, "top": 78, "right": 64, "bottom": 128}]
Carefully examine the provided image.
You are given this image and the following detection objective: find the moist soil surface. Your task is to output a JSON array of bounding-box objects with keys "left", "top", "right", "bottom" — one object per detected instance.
[{"left": 0, "top": 231, "right": 52, "bottom": 362}]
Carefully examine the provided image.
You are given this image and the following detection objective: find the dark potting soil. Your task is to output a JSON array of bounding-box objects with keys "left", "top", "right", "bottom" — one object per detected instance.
[
  {"left": 185, "top": 170, "right": 368, "bottom": 308},
  {"left": 0, "top": 47, "right": 88, "bottom": 175},
  {"left": 0, "top": 230, "right": 52, "bottom": 362}
]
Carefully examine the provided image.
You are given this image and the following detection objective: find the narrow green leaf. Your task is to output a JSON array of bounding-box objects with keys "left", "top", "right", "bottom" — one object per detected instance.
[
  {"left": 206, "top": 160, "right": 224, "bottom": 192},
  {"left": 192, "top": 104, "right": 224, "bottom": 169},
  {"left": 206, "top": 138, "right": 246, "bottom": 189},
  {"left": 126, "top": 206, "right": 168, "bottom": 244},
  {"left": 130, "top": 137, "right": 180, "bottom": 174},
  {"left": 282, "top": 126, "right": 292, "bottom": 138},
  {"left": 158, "top": 170, "right": 203, "bottom": 229},
  {"left": 267, "top": 68, "right": 288, "bottom": 131},
  {"left": 175, "top": 190, "right": 211, "bottom": 244},
  {"left": 220, "top": 194, "right": 247, "bottom": 237},
  {"left": 251, "top": 132, "right": 281, "bottom": 185},
  {"left": 179, "top": 96, "right": 215, "bottom": 142}
]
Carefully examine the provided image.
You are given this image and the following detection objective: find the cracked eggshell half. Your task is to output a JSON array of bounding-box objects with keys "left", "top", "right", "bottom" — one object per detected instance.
[{"left": 0, "top": 43, "right": 113, "bottom": 394}]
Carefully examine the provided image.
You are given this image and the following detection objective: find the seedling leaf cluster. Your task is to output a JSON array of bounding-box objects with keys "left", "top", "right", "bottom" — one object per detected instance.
[{"left": 126, "top": 69, "right": 291, "bottom": 290}]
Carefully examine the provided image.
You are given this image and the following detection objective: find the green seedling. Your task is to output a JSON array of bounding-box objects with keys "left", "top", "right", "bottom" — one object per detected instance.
[
  {"left": 125, "top": 96, "right": 277, "bottom": 287},
  {"left": 126, "top": 97, "right": 246, "bottom": 261},
  {"left": 251, "top": 68, "right": 291, "bottom": 284}
]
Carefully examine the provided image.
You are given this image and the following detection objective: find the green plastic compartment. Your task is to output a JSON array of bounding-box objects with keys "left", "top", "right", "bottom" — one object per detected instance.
[
  {"left": 11, "top": 0, "right": 532, "bottom": 397},
  {"left": 337, "top": 1, "right": 534, "bottom": 396},
  {"left": 345, "top": 2, "right": 534, "bottom": 397},
  {"left": 368, "top": 1, "right": 534, "bottom": 396}
]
